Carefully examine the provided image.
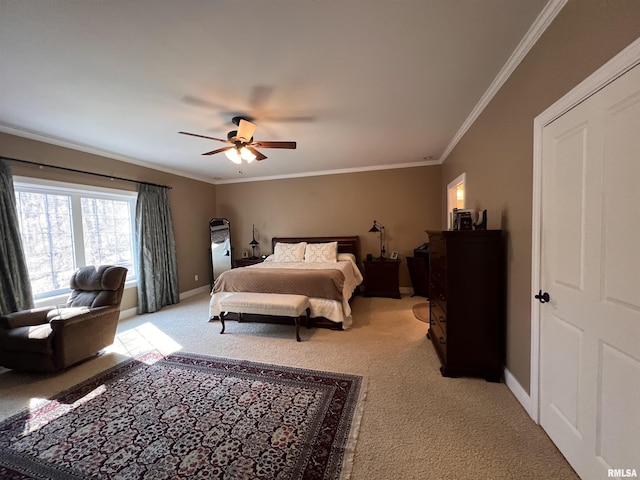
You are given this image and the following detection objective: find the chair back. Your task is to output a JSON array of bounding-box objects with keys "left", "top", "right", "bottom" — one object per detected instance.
[{"left": 67, "top": 266, "right": 128, "bottom": 308}]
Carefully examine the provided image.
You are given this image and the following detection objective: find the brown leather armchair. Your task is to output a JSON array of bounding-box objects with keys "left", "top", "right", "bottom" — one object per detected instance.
[{"left": 0, "top": 265, "right": 127, "bottom": 373}]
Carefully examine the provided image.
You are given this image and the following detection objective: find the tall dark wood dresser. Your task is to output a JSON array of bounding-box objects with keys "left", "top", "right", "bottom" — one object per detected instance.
[{"left": 426, "top": 230, "right": 505, "bottom": 382}]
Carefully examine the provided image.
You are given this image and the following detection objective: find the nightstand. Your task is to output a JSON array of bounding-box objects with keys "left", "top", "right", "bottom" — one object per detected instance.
[
  {"left": 363, "top": 259, "right": 401, "bottom": 298},
  {"left": 233, "top": 257, "right": 264, "bottom": 268}
]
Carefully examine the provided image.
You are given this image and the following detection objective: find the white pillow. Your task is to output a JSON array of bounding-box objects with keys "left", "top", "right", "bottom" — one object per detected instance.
[
  {"left": 304, "top": 242, "right": 338, "bottom": 263},
  {"left": 273, "top": 242, "right": 307, "bottom": 262}
]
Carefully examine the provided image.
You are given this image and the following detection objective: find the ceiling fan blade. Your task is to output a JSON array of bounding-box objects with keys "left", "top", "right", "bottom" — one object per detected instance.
[
  {"left": 236, "top": 119, "right": 257, "bottom": 142},
  {"left": 246, "top": 147, "right": 267, "bottom": 161},
  {"left": 249, "top": 85, "right": 274, "bottom": 111},
  {"left": 179, "top": 131, "right": 228, "bottom": 143},
  {"left": 181, "top": 95, "right": 230, "bottom": 111},
  {"left": 202, "top": 146, "right": 233, "bottom": 156},
  {"left": 261, "top": 114, "right": 315, "bottom": 123},
  {"left": 252, "top": 141, "right": 297, "bottom": 149}
]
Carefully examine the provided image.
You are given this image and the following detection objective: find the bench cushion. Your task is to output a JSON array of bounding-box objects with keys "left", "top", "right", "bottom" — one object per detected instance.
[{"left": 219, "top": 293, "right": 310, "bottom": 317}]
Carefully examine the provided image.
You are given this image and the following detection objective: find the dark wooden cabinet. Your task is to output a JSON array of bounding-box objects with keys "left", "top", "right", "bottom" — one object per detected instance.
[
  {"left": 363, "top": 259, "right": 401, "bottom": 298},
  {"left": 233, "top": 257, "right": 264, "bottom": 268},
  {"left": 426, "top": 230, "right": 505, "bottom": 382}
]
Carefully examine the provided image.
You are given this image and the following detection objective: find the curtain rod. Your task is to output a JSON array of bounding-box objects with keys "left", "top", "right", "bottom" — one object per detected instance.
[{"left": 1, "top": 156, "right": 172, "bottom": 190}]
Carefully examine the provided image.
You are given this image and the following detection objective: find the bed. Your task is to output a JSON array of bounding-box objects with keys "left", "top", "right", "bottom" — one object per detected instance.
[{"left": 209, "top": 236, "right": 363, "bottom": 329}]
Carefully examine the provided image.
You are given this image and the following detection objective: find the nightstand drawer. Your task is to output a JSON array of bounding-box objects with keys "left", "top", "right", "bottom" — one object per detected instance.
[{"left": 233, "top": 257, "right": 264, "bottom": 268}]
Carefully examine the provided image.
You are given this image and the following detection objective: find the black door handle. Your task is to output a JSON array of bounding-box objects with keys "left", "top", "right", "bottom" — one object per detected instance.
[{"left": 535, "top": 290, "right": 550, "bottom": 303}]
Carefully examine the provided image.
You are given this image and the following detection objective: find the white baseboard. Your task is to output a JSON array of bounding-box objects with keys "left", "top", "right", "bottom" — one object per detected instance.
[
  {"left": 119, "top": 307, "right": 137, "bottom": 320},
  {"left": 504, "top": 367, "right": 535, "bottom": 421},
  {"left": 118, "top": 285, "right": 210, "bottom": 320},
  {"left": 180, "top": 285, "right": 211, "bottom": 300}
]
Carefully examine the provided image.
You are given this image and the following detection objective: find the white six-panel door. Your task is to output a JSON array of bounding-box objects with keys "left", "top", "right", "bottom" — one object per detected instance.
[{"left": 540, "top": 63, "right": 640, "bottom": 478}]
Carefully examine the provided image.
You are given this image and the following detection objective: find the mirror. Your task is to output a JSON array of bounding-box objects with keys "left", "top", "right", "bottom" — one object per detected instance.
[{"left": 210, "top": 218, "right": 232, "bottom": 281}]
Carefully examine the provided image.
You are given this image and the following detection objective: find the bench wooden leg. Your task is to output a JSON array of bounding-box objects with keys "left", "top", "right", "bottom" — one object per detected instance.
[{"left": 219, "top": 308, "right": 307, "bottom": 342}]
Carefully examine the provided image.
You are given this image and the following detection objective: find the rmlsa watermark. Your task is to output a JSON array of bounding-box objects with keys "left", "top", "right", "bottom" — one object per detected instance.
[{"left": 608, "top": 469, "right": 638, "bottom": 478}]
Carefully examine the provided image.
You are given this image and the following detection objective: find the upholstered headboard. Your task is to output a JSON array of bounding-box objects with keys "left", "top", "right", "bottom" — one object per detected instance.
[{"left": 271, "top": 236, "right": 360, "bottom": 266}]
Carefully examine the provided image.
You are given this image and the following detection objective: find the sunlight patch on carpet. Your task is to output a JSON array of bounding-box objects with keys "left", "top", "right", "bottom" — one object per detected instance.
[{"left": 0, "top": 352, "right": 365, "bottom": 480}]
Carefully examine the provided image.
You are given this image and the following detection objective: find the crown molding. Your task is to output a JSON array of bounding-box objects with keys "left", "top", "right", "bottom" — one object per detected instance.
[
  {"left": 0, "top": 123, "right": 217, "bottom": 185},
  {"left": 2, "top": 123, "right": 439, "bottom": 186},
  {"left": 438, "top": 0, "right": 568, "bottom": 164},
  {"left": 213, "top": 159, "right": 440, "bottom": 185}
]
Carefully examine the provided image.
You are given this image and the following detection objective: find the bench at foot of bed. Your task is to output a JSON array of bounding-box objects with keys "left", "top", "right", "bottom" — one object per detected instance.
[{"left": 218, "top": 293, "right": 311, "bottom": 342}]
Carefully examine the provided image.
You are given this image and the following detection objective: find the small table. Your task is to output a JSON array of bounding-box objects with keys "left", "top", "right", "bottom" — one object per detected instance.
[
  {"left": 363, "top": 259, "right": 401, "bottom": 298},
  {"left": 233, "top": 257, "right": 264, "bottom": 268}
]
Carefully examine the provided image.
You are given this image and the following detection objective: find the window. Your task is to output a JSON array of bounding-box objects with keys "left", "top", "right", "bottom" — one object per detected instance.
[{"left": 14, "top": 177, "right": 137, "bottom": 299}]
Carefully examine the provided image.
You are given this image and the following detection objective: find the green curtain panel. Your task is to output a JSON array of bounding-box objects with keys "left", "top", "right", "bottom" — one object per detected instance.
[
  {"left": 0, "top": 159, "right": 34, "bottom": 314},
  {"left": 135, "top": 184, "right": 179, "bottom": 314}
]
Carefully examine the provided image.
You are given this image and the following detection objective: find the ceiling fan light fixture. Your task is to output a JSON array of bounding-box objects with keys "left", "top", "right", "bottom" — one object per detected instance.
[
  {"left": 224, "top": 148, "right": 242, "bottom": 164},
  {"left": 180, "top": 120, "right": 295, "bottom": 164},
  {"left": 240, "top": 147, "right": 256, "bottom": 163}
]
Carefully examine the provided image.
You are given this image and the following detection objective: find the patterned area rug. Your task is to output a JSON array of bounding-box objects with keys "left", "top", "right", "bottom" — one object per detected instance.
[{"left": 0, "top": 352, "right": 365, "bottom": 480}]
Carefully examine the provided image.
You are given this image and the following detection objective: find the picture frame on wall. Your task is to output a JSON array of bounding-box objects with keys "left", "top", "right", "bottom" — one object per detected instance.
[{"left": 390, "top": 251, "right": 399, "bottom": 260}]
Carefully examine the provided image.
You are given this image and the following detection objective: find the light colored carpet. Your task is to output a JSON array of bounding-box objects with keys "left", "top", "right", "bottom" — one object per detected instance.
[{"left": 0, "top": 293, "right": 578, "bottom": 479}]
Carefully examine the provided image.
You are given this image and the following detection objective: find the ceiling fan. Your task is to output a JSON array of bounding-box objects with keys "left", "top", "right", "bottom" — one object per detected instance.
[{"left": 179, "top": 116, "right": 296, "bottom": 164}]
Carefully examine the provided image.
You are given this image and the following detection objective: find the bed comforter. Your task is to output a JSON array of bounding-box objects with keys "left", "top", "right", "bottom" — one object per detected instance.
[{"left": 209, "top": 256, "right": 363, "bottom": 328}]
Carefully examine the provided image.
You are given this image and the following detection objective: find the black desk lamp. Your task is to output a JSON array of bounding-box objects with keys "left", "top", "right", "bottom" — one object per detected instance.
[
  {"left": 250, "top": 224, "right": 259, "bottom": 258},
  {"left": 369, "top": 220, "right": 386, "bottom": 259}
]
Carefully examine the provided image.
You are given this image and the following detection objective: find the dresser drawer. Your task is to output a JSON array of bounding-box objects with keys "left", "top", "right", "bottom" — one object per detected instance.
[
  {"left": 429, "top": 261, "right": 446, "bottom": 286},
  {"left": 429, "top": 320, "right": 447, "bottom": 363},
  {"left": 430, "top": 300, "right": 447, "bottom": 333},
  {"left": 429, "top": 238, "right": 446, "bottom": 267},
  {"left": 429, "top": 278, "right": 447, "bottom": 313}
]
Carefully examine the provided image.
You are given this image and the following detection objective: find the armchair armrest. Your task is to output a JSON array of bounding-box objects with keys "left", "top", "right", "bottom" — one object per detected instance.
[
  {"left": 48, "top": 306, "right": 115, "bottom": 329},
  {"left": 0, "top": 307, "right": 55, "bottom": 329}
]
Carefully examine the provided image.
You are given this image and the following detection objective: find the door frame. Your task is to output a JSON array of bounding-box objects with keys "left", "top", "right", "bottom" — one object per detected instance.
[{"left": 529, "top": 37, "right": 640, "bottom": 423}]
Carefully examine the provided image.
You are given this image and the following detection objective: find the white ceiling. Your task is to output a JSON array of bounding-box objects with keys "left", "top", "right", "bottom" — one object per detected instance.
[{"left": 0, "top": 0, "right": 552, "bottom": 184}]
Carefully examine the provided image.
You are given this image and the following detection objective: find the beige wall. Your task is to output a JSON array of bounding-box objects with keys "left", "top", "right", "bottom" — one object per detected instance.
[
  {"left": 2, "top": 130, "right": 440, "bottom": 310},
  {"left": 441, "top": 0, "right": 640, "bottom": 392},
  {"left": 215, "top": 166, "right": 442, "bottom": 287},
  {"left": 1, "top": 132, "right": 217, "bottom": 310}
]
